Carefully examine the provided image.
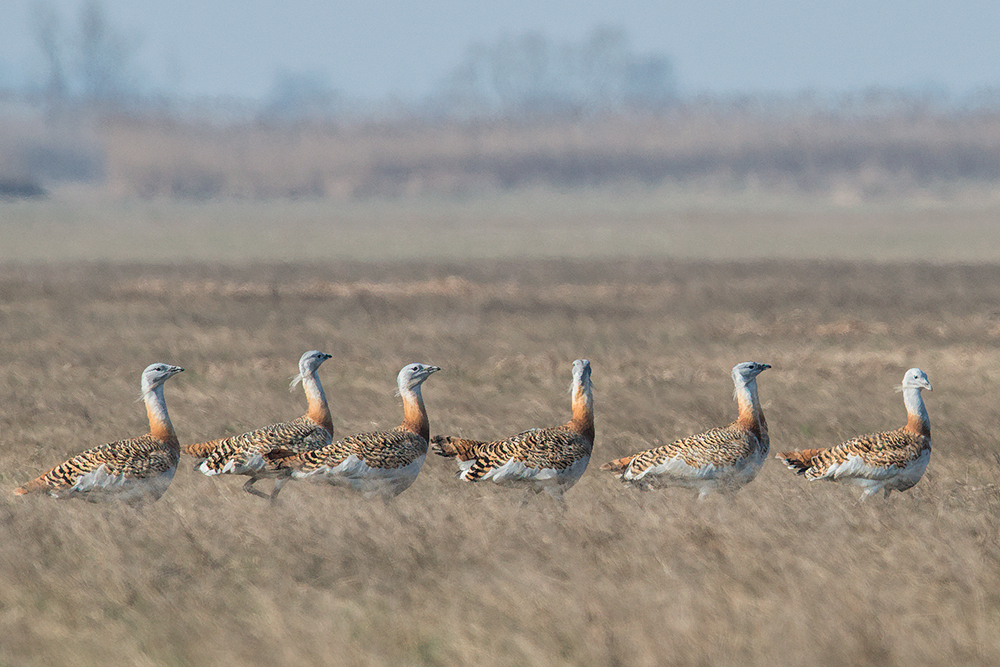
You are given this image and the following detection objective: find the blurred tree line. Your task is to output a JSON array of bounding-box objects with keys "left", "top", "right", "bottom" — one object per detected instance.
[
  {"left": 31, "top": 0, "right": 143, "bottom": 110},
  {"left": 14, "top": 2, "right": 1000, "bottom": 122},
  {"left": 433, "top": 26, "right": 677, "bottom": 118},
  {"left": 22, "top": 1, "right": 674, "bottom": 120},
  {"left": 8, "top": 1, "right": 1000, "bottom": 201}
]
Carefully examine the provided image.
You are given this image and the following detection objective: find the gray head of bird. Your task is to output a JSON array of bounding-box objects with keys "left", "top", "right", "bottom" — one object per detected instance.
[
  {"left": 896, "top": 367, "right": 932, "bottom": 393},
  {"left": 570, "top": 359, "right": 592, "bottom": 392},
  {"left": 396, "top": 363, "right": 441, "bottom": 393},
  {"left": 139, "top": 363, "right": 184, "bottom": 398},
  {"left": 290, "top": 350, "right": 333, "bottom": 390},
  {"left": 731, "top": 361, "right": 770, "bottom": 387}
]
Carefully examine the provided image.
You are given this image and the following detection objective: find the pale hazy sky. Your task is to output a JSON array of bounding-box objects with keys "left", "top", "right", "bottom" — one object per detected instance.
[{"left": 3, "top": 0, "right": 999, "bottom": 101}]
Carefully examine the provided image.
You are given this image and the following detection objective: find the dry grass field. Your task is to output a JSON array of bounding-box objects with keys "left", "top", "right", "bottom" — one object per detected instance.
[
  {"left": 3, "top": 190, "right": 1000, "bottom": 264},
  {"left": 0, "top": 251, "right": 999, "bottom": 666}
]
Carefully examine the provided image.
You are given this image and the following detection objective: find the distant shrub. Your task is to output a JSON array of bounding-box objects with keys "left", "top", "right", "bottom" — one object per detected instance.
[{"left": 0, "top": 177, "right": 46, "bottom": 199}]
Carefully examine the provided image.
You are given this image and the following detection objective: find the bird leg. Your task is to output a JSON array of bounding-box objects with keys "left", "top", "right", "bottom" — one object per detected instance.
[
  {"left": 269, "top": 477, "right": 290, "bottom": 502},
  {"left": 242, "top": 477, "right": 271, "bottom": 500}
]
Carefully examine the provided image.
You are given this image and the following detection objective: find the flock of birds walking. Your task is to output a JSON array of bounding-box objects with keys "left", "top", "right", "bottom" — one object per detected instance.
[{"left": 13, "top": 351, "right": 934, "bottom": 505}]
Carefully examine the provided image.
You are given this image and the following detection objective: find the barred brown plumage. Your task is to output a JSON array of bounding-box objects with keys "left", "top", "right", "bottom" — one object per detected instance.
[
  {"left": 13, "top": 363, "right": 185, "bottom": 502},
  {"left": 778, "top": 367, "right": 933, "bottom": 500},
  {"left": 184, "top": 350, "right": 333, "bottom": 501},
  {"left": 431, "top": 359, "right": 594, "bottom": 500},
  {"left": 269, "top": 362, "right": 440, "bottom": 497},
  {"left": 601, "top": 361, "right": 770, "bottom": 499}
]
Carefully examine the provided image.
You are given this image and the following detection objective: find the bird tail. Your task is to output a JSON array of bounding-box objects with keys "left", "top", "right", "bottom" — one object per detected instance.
[
  {"left": 430, "top": 435, "right": 484, "bottom": 460},
  {"left": 778, "top": 449, "right": 823, "bottom": 476},
  {"left": 182, "top": 440, "right": 222, "bottom": 460},
  {"left": 13, "top": 475, "right": 48, "bottom": 496},
  {"left": 599, "top": 455, "right": 635, "bottom": 475}
]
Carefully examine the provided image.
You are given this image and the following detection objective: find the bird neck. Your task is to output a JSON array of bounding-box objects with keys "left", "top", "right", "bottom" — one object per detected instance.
[
  {"left": 569, "top": 377, "right": 595, "bottom": 442},
  {"left": 902, "top": 387, "right": 930, "bottom": 436},
  {"left": 401, "top": 384, "right": 430, "bottom": 441},
  {"left": 302, "top": 371, "right": 334, "bottom": 434},
  {"left": 144, "top": 384, "right": 176, "bottom": 443},
  {"left": 735, "top": 378, "right": 765, "bottom": 434}
]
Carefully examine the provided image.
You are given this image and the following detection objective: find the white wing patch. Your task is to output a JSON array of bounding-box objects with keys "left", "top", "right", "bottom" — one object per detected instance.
[
  {"left": 293, "top": 453, "right": 426, "bottom": 497},
  {"left": 467, "top": 455, "right": 590, "bottom": 492},
  {"left": 822, "top": 454, "right": 887, "bottom": 481},
  {"left": 626, "top": 447, "right": 767, "bottom": 498},
  {"left": 63, "top": 464, "right": 176, "bottom": 502},
  {"left": 813, "top": 449, "right": 930, "bottom": 498},
  {"left": 212, "top": 452, "right": 267, "bottom": 476},
  {"left": 629, "top": 455, "right": 717, "bottom": 482}
]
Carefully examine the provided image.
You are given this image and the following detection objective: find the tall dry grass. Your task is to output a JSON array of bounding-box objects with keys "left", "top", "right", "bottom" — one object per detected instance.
[{"left": 0, "top": 259, "right": 998, "bottom": 666}]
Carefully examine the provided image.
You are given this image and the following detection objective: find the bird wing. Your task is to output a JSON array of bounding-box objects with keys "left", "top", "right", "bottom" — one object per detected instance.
[
  {"left": 616, "top": 422, "right": 760, "bottom": 479},
  {"left": 795, "top": 428, "right": 930, "bottom": 481},
  {"left": 278, "top": 426, "right": 428, "bottom": 473},
  {"left": 461, "top": 426, "right": 591, "bottom": 482},
  {"left": 21, "top": 434, "right": 177, "bottom": 495},
  {"left": 199, "top": 416, "right": 333, "bottom": 475}
]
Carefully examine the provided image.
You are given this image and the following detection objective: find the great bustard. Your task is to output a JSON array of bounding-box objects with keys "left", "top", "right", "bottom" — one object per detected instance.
[
  {"left": 184, "top": 350, "right": 334, "bottom": 501},
  {"left": 14, "top": 363, "right": 185, "bottom": 503},
  {"left": 601, "top": 362, "right": 770, "bottom": 499},
  {"left": 269, "top": 363, "right": 439, "bottom": 497},
  {"left": 432, "top": 359, "right": 595, "bottom": 501},
  {"left": 778, "top": 367, "right": 932, "bottom": 500}
]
